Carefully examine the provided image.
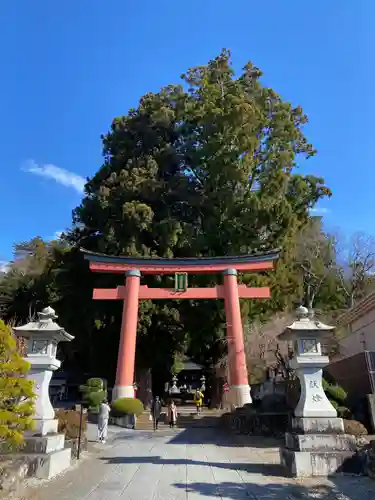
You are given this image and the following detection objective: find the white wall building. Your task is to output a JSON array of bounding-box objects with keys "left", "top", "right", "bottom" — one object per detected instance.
[{"left": 337, "top": 292, "right": 375, "bottom": 358}]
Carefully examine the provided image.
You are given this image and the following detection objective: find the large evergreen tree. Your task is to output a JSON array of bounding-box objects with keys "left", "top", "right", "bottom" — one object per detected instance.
[
  {"left": 67, "top": 50, "right": 331, "bottom": 379},
  {"left": 1, "top": 50, "right": 333, "bottom": 384}
]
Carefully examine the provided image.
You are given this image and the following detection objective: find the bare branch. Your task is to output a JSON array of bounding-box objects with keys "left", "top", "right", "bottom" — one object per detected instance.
[
  {"left": 295, "top": 218, "right": 336, "bottom": 308},
  {"left": 333, "top": 230, "right": 375, "bottom": 307}
]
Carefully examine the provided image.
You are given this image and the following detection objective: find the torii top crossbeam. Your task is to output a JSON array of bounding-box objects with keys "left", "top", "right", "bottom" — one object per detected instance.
[{"left": 80, "top": 248, "right": 279, "bottom": 275}]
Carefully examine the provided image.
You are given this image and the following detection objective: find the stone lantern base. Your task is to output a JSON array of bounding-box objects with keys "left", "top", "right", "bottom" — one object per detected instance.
[
  {"left": 280, "top": 417, "right": 357, "bottom": 477},
  {"left": 19, "top": 393, "right": 71, "bottom": 480},
  {"left": 21, "top": 426, "right": 71, "bottom": 480}
]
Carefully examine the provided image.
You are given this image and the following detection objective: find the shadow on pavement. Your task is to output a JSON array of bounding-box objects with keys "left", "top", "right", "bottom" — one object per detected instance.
[
  {"left": 99, "top": 455, "right": 284, "bottom": 477},
  {"left": 140, "top": 427, "right": 282, "bottom": 448},
  {"left": 172, "top": 480, "right": 355, "bottom": 499}
]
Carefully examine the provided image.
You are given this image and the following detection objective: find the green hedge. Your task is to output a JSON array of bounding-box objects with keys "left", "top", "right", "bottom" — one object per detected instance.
[
  {"left": 111, "top": 398, "right": 144, "bottom": 417},
  {"left": 325, "top": 384, "right": 347, "bottom": 405},
  {"left": 337, "top": 406, "right": 351, "bottom": 419},
  {"left": 330, "top": 399, "right": 339, "bottom": 409},
  {"left": 322, "top": 378, "right": 351, "bottom": 418}
]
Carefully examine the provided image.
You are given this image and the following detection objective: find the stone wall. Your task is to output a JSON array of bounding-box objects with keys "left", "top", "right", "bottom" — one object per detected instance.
[
  {"left": 0, "top": 458, "right": 29, "bottom": 497},
  {"left": 221, "top": 408, "right": 290, "bottom": 438}
]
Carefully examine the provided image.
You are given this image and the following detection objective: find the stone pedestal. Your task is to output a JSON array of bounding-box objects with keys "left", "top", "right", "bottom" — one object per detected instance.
[
  {"left": 280, "top": 417, "right": 356, "bottom": 477},
  {"left": 291, "top": 356, "right": 337, "bottom": 418},
  {"left": 112, "top": 385, "right": 134, "bottom": 400},
  {"left": 23, "top": 434, "right": 71, "bottom": 479},
  {"left": 229, "top": 384, "right": 252, "bottom": 408}
]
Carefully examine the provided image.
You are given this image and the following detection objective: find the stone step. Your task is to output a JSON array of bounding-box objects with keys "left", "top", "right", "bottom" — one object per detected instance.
[
  {"left": 8, "top": 448, "right": 72, "bottom": 480},
  {"left": 137, "top": 414, "right": 222, "bottom": 422},
  {"left": 139, "top": 410, "right": 225, "bottom": 418},
  {"left": 280, "top": 448, "right": 355, "bottom": 477},
  {"left": 128, "top": 407, "right": 224, "bottom": 431},
  {"left": 135, "top": 414, "right": 221, "bottom": 430},
  {"left": 285, "top": 433, "right": 357, "bottom": 452},
  {"left": 23, "top": 434, "right": 65, "bottom": 454}
]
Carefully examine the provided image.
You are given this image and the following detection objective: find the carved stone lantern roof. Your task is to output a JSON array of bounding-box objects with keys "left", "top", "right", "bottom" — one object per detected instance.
[
  {"left": 278, "top": 306, "right": 334, "bottom": 342},
  {"left": 13, "top": 306, "right": 74, "bottom": 343}
]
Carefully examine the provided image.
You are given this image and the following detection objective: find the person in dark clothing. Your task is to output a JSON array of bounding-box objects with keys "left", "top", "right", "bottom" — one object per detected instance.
[{"left": 151, "top": 396, "right": 162, "bottom": 431}]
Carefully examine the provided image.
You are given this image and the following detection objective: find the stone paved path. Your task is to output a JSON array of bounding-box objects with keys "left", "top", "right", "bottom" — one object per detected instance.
[{"left": 21, "top": 426, "right": 375, "bottom": 500}]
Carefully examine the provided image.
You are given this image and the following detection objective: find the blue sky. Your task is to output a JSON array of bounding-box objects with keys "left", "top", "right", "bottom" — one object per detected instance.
[{"left": 0, "top": 1, "right": 373, "bottom": 267}]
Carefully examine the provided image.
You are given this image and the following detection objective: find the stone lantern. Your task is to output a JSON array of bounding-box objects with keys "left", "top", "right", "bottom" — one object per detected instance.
[
  {"left": 170, "top": 374, "right": 180, "bottom": 394},
  {"left": 200, "top": 375, "right": 206, "bottom": 392},
  {"left": 13, "top": 306, "right": 74, "bottom": 479},
  {"left": 278, "top": 305, "right": 336, "bottom": 418},
  {"left": 14, "top": 306, "right": 74, "bottom": 435},
  {"left": 278, "top": 306, "right": 357, "bottom": 477}
]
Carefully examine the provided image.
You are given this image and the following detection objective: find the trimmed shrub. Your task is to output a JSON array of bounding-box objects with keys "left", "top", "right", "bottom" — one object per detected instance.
[
  {"left": 85, "top": 378, "right": 103, "bottom": 390},
  {"left": 111, "top": 398, "right": 144, "bottom": 417},
  {"left": 343, "top": 419, "right": 368, "bottom": 436},
  {"left": 55, "top": 409, "right": 87, "bottom": 439},
  {"left": 322, "top": 378, "right": 353, "bottom": 419},
  {"left": 322, "top": 378, "right": 330, "bottom": 391},
  {"left": 337, "top": 406, "right": 351, "bottom": 419},
  {"left": 330, "top": 399, "right": 339, "bottom": 409},
  {"left": 325, "top": 385, "right": 347, "bottom": 405},
  {"left": 85, "top": 391, "right": 107, "bottom": 411},
  {"left": 79, "top": 378, "right": 107, "bottom": 412},
  {"left": 0, "top": 320, "right": 35, "bottom": 451}
]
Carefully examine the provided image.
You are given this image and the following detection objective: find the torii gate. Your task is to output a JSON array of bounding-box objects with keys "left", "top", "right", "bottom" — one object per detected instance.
[{"left": 81, "top": 249, "right": 279, "bottom": 407}]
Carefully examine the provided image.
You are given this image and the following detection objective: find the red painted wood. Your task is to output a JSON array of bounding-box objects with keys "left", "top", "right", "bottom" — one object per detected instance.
[
  {"left": 223, "top": 271, "right": 249, "bottom": 387},
  {"left": 93, "top": 285, "right": 270, "bottom": 300},
  {"left": 88, "top": 260, "right": 274, "bottom": 274},
  {"left": 115, "top": 273, "right": 140, "bottom": 391}
]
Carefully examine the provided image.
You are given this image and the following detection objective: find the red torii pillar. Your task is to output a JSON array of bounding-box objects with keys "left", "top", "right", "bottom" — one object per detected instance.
[
  {"left": 113, "top": 270, "right": 141, "bottom": 400},
  {"left": 223, "top": 269, "right": 251, "bottom": 406}
]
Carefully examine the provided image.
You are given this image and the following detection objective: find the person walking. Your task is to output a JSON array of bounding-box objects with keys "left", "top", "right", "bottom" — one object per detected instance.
[
  {"left": 98, "top": 399, "right": 111, "bottom": 443},
  {"left": 194, "top": 389, "right": 204, "bottom": 415},
  {"left": 168, "top": 400, "right": 178, "bottom": 428},
  {"left": 151, "top": 396, "right": 162, "bottom": 431}
]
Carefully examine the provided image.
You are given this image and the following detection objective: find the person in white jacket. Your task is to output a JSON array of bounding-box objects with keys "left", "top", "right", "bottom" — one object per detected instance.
[{"left": 98, "top": 400, "right": 111, "bottom": 443}]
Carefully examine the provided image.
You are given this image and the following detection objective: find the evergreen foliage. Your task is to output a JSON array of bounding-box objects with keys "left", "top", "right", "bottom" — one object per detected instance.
[
  {"left": 0, "top": 320, "right": 35, "bottom": 450},
  {"left": 323, "top": 378, "right": 351, "bottom": 418},
  {"left": 79, "top": 377, "right": 107, "bottom": 411},
  {"left": 111, "top": 398, "right": 144, "bottom": 417},
  {"left": 171, "top": 353, "right": 185, "bottom": 375}
]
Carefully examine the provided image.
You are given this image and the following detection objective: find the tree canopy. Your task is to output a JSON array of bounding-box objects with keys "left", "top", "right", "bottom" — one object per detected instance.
[
  {"left": 72, "top": 49, "right": 329, "bottom": 258},
  {"left": 0, "top": 50, "right": 347, "bottom": 386}
]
